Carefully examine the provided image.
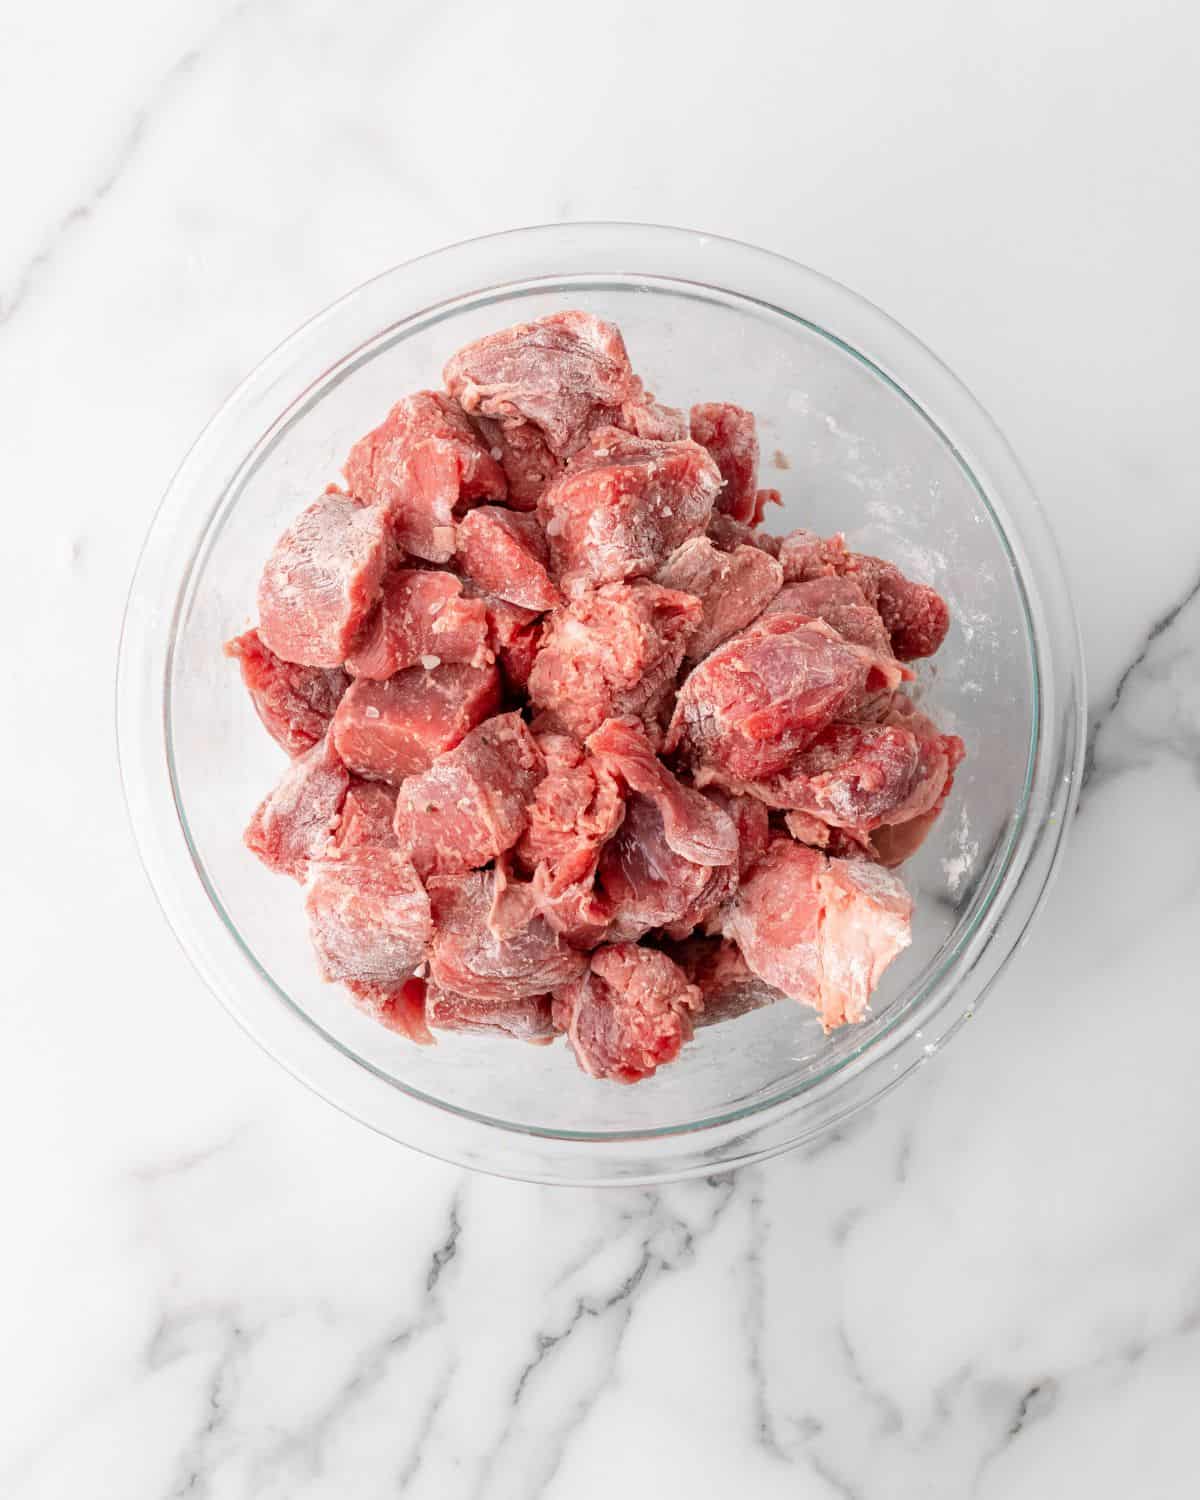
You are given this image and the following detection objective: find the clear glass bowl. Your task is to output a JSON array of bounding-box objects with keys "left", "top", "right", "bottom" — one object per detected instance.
[{"left": 117, "top": 223, "right": 1085, "bottom": 1184}]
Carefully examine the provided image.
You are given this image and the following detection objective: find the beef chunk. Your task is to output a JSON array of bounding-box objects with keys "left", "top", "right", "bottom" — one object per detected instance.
[
  {"left": 518, "top": 732, "right": 625, "bottom": 891},
  {"left": 778, "top": 531, "right": 949, "bottom": 661},
  {"left": 244, "top": 733, "right": 349, "bottom": 880},
  {"left": 552, "top": 944, "right": 701, "bottom": 1083},
  {"left": 665, "top": 935, "right": 783, "bottom": 1028},
  {"left": 469, "top": 416, "right": 560, "bottom": 510},
  {"left": 586, "top": 717, "right": 737, "bottom": 868},
  {"left": 345, "top": 976, "right": 433, "bottom": 1044},
  {"left": 428, "top": 869, "right": 587, "bottom": 1002},
  {"left": 707, "top": 511, "right": 782, "bottom": 557},
  {"left": 689, "top": 402, "right": 759, "bottom": 523},
  {"left": 345, "top": 568, "right": 489, "bottom": 680},
  {"left": 444, "top": 310, "right": 641, "bottom": 458},
  {"left": 425, "top": 982, "right": 555, "bottom": 1042},
  {"left": 455, "top": 505, "right": 560, "bottom": 612},
  {"left": 304, "top": 847, "right": 431, "bottom": 988},
  {"left": 619, "top": 397, "right": 688, "bottom": 442},
  {"left": 343, "top": 390, "right": 506, "bottom": 562},
  {"left": 655, "top": 536, "right": 784, "bottom": 661},
  {"left": 226, "top": 627, "right": 349, "bottom": 756},
  {"left": 723, "top": 838, "right": 912, "bottom": 1027},
  {"left": 763, "top": 577, "right": 892, "bottom": 657},
  {"left": 538, "top": 427, "right": 721, "bottom": 595},
  {"left": 528, "top": 580, "right": 700, "bottom": 746},
  {"left": 257, "top": 491, "right": 390, "bottom": 667},
  {"left": 331, "top": 662, "right": 500, "bottom": 783},
  {"left": 393, "top": 712, "right": 545, "bottom": 878},
  {"left": 332, "top": 780, "right": 398, "bottom": 850},
  {"left": 668, "top": 613, "right": 903, "bottom": 782},
  {"left": 593, "top": 793, "right": 723, "bottom": 943}
]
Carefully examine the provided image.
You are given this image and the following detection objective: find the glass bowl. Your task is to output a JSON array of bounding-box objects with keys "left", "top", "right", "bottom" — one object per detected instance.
[{"left": 117, "top": 223, "right": 1085, "bottom": 1185}]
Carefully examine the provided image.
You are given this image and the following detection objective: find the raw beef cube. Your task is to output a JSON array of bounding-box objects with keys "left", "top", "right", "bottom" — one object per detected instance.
[
  {"left": 528, "top": 580, "right": 701, "bottom": 746},
  {"left": 723, "top": 838, "right": 912, "bottom": 1028},
  {"left": 331, "top": 662, "right": 500, "bottom": 783},
  {"left": 345, "top": 976, "right": 433, "bottom": 1044},
  {"left": 666, "top": 936, "right": 783, "bottom": 1028},
  {"left": 455, "top": 506, "right": 560, "bottom": 612},
  {"left": 518, "top": 732, "right": 625, "bottom": 892},
  {"left": 585, "top": 717, "right": 737, "bottom": 868},
  {"left": 462, "top": 588, "right": 544, "bottom": 692},
  {"left": 708, "top": 512, "right": 782, "bottom": 557},
  {"left": 345, "top": 568, "right": 490, "bottom": 680},
  {"left": 715, "top": 721, "right": 922, "bottom": 831},
  {"left": 764, "top": 577, "right": 893, "bottom": 657},
  {"left": 225, "top": 627, "right": 349, "bottom": 756},
  {"left": 343, "top": 391, "right": 506, "bottom": 562},
  {"left": 668, "top": 613, "right": 903, "bottom": 782},
  {"left": 778, "top": 529, "right": 848, "bottom": 582},
  {"left": 425, "top": 982, "right": 555, "bottom": 1042},
  {"left": 551, "top": 944, "right": 702, "bottom": 1083},
  {"left": 244, "top": 733, "right": 349, "bottom": 881},
  {"left": 865, "top": 698, "right": 965, "bottom": 862},
  {"left": 304, "top": 846, "right": 431, "bottom": 988},
  {"left": 332, "top": 780, "right": 398, "bottom": 850},
  {"left": 689, "top": 402, "right": 759, "bottom": 523},
  {"left": 778, "top": 531, "right": 950, "bottom": 661},
  {"left": 469, "top": 416, "right": 561, "bottom": 510},
  {"left": 444, "top": 310, "right": 641, "bottom": 457},
  {"left": 655, "top": 536, "right": 784, "bottom": 661},
  {"left": 393, "top": 712, "right": 545, "bottom": 878},
  {"left": 428, "top": 869, "right": 587, "bottom": 1002},
  {"left": 841, "top": 553, "right": 951, "bottom": 661},
  {"left": 700, "top": 786, "right": 771, "bottom": 878},
  {"left": 257, "top": 491, "right": 390, "bottom": 667},
  {"left": 619, "top": 397, "right": 688, "bottom": 441},
  {"left": 595, "top": 793, "right": 723, "bottom": 943},
  {"left": 538, "top": 427, "right": 722, "bottom": 595}
]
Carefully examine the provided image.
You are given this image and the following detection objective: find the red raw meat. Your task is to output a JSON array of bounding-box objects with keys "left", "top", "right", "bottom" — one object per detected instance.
[
  {"left": 528, "top": 580, "right": 700, "bottom": 746},
  {"left": 257, "top": 491, "right": 390, "bottom": 667},
  {"left": 455, "top": 505, "right": 560, "bottom": 612},
  {"left": 425, "top": 982, "right": 555, "bottom": 1042},
  {"left": 689, "top": 402, "right": 759, "bottom": 523},
  {"left": 751, "top": 488, "right": 782, "bottom": 526},
  {"left": 225, "top": 627, "right": 349, "bottom": 757},
  {"left": 778, "top": 529, "right": 848, "bottom": 582},
  {"left": 552, "top": 943, "right": 702, "bottom": 1083},
  {"left": 723, "top": 837, "right": 912, "bottom": 1027},
  {"left": 538, "top": 427, "right": 722, "bottom": 595},
  {"left": 585, "top": 717, "right": 737, "bottom": 868},
  {"left": 764, "top": 577, "right": 892, "bottom": 657},
  {"left": 343, "top": 390, "right": 506, "bottom": 562},
  {"left": 469, "top": 416, "right": 561, "bottom": 510},
  {"left": 700, "top": 786, "right": 771, "bottom": 878},
  {"left": 518, "top": 732, "right": 625, "bottom": 892},
  {"left": 305, "top": 846, "right": 431, "bottom": 988},
  {"left": 393, "top": 712, "right": 545, "bottom": 878},
  {"left": 668, "top": 613, "right": 903, "bottom": 782},
  {"left": 619, "top": 397, "right": 688, "bottom": 442},
  {"left": 331, "top": 662, "right": 500, "bottom": 783},
  {"left": 345, "top": 568, "right": 490, "bottom": 680},
  {"left": 345, "top": 976, "right": 433, "bottom": 1044},
  {"left": 843, "top": 553, "right": 950, "bottom": 661},
  {"left": 428, "top": 869, "right": 587, "bottom": 1002},
  {"left": 444, "top": 310, "right": 641, "bottom": 458},
  {"left": 666, "top": 935, "right": 782, "bottom": 1027},
  {"left": 865, "top": 698, "right": 965, "bottom": 862},
  {"left": 594, "top": 793, "right": 725, "bottom": 943},
  {"left": 332, "top": 780, "right": 399, "bottom": 850},
  {"left": 244, "top": 733, "right": 349, "bottom": 881},
  {"left": 778, "top": 531, "right": 949, "bottom": 661},
  {"left": 655, "top": 536, "right": 784, "bottom": 661},
  {"left": 708, "top": 513, "right": 782, "bottom": 557}
]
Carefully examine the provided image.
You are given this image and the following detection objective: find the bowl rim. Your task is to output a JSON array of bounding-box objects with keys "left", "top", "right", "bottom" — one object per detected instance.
[{"left": 117, "top": 221, "right": 1086, "bottom": 1184}]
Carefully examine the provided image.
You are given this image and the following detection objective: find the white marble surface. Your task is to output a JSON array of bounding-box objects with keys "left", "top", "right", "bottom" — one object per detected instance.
[{"left": 4, "top": 1, "right": 1200, "bottom": 1495}]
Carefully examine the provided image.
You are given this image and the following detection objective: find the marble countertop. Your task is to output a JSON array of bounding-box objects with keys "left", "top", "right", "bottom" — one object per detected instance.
[{"left": 5, "top": 1, "right": 1199, "bottom": 1495}]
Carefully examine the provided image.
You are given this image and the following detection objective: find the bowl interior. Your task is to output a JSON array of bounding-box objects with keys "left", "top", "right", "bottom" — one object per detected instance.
[{"left": 169, "top": 278, "right": 1034, "bottom": 1138}]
